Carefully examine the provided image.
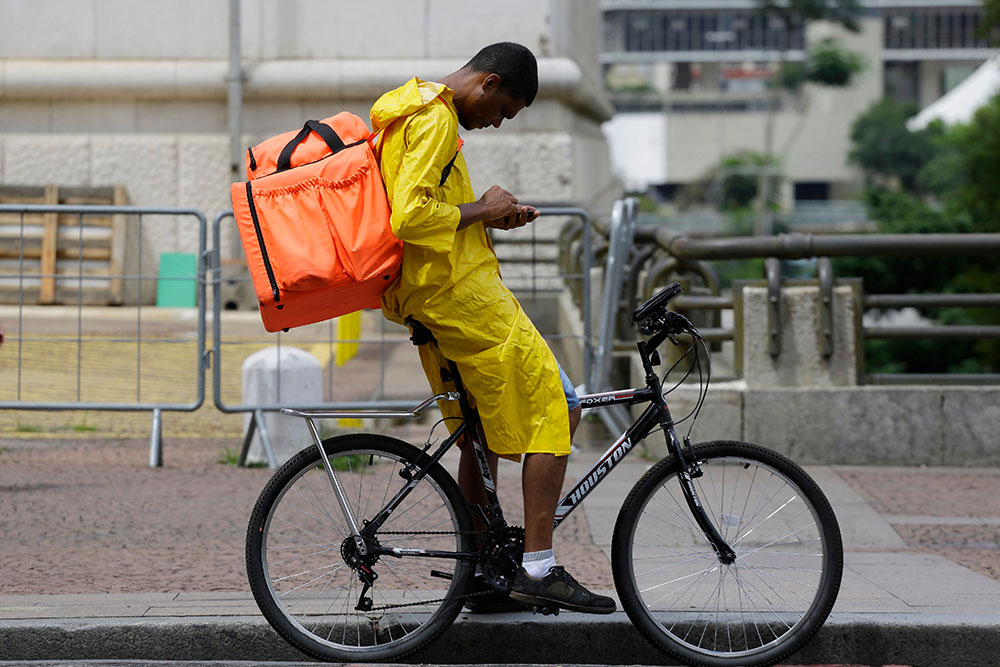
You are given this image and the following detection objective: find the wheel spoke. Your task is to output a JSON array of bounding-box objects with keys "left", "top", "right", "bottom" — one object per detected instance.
[
  {"left": 618, "top": 444, "right": 842, "bottom": 663},
  {"left": 249, "top": 438, "right": 473, "bottom": 661}
]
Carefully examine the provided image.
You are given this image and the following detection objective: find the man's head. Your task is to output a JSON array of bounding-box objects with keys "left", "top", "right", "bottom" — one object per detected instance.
[{"left": 450, "top": 42, "right": 538, "bottom": 131}]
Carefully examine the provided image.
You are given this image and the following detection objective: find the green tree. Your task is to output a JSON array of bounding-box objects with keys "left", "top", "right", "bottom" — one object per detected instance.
[
  {"left": 948, "top": 94, "right": 1000, "bottom": 232},
  {"left": 980, "top": 0, "right": 1000, "bottom": 45},
  {"left": 752, "top": 0, "right": 865, "bottom": 234},
  {"left": 841, "top": 92, "right": 1000, "bottom": 374},
  {"left": 848, "top": 98, "right": 938, "bottom": 191}
]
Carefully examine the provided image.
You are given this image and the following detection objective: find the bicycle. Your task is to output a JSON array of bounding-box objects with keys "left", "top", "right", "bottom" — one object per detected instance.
[{"left": 245, "top": 282, "right": 844, "bottom": 666}]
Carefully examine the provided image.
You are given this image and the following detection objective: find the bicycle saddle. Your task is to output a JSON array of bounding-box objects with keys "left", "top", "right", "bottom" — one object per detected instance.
[{"left": 404, "top": 317, "right": 437, "bottom": 346}]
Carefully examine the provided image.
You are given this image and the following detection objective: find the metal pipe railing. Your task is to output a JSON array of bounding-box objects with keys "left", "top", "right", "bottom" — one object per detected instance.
[
  {"left": 589, "top": 217, "right": 1000, "bottom": 384},
  {"left": 635, "top": 227, "right": 1000, "bottom": 259}
]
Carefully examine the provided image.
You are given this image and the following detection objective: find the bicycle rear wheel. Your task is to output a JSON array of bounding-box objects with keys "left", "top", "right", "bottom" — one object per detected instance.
[
  {"left": 612, "top": 440, "right": 842, "bottom": 667},
  {"left": 246, "top": 433, "right": 475, "bottom": 662}
]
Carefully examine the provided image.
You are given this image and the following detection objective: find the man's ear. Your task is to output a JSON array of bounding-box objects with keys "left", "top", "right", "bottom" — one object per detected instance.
[{"left": 482, "top": 73, "right": 502, "bottom": 92}]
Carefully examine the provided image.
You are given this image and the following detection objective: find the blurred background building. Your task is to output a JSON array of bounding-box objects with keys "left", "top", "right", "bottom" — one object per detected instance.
[{"left": 600, "top": 0, "right": 992, "bottom": 221}]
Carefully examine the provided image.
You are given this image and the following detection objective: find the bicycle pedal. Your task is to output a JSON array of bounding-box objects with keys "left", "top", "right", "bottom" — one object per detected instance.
[{"left": 532, "top": 605, "right": 560, "bottom": 616}]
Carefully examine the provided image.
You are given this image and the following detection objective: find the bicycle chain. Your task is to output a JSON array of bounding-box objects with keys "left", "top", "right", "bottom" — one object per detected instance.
[
  {"left": 365, "top": 586, "right": 499, "bottom": 612},
  {"left": 376, "top": 530, "right": 481, "bottom": 535},
  {"left": 358, "top": 529, "right": 508, "bottom": 612}
]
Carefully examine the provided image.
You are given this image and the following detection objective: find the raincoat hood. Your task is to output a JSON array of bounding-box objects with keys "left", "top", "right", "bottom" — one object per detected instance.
[{"left": 370, "top": 77, "right": 453, "bottom": 133}]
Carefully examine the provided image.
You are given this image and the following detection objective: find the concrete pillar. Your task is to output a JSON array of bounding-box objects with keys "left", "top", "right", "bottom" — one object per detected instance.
[
  {"left": 242, "top": 346, "right": 323, "bottom": 466},
  {"left": 740, "top": 284, "right": 859, "bottom": 387}
]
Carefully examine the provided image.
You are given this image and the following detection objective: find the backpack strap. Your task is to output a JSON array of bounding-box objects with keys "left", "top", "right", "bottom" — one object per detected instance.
[
  {"left": 276, "top": 120, "right": 348, "bottom": 173},
  {"left": 368, "top": 125, "right": 464, "bottom": 187},
  {"left": 440, "top": 136, "right": 464, "bottom": 187}
]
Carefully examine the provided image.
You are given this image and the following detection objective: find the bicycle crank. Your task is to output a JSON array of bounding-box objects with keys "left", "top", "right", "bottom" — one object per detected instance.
[{"left": 477, "top": 525, "right": 525, "bottom": 592}]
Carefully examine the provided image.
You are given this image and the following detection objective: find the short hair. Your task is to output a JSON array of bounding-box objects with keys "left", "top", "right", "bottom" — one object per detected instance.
[{"left": 463, "top": 42, "right": 538, "bottom": 106}]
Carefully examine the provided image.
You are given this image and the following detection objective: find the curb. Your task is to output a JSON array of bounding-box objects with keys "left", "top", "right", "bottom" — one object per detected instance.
[{"left": 2, "top": 612, "right": 998, "bottom": 665}]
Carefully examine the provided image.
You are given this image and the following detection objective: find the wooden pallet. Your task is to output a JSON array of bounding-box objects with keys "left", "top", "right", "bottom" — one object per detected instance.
[{"left": 0, "top": 185, "right": 127, "bottom": 305}]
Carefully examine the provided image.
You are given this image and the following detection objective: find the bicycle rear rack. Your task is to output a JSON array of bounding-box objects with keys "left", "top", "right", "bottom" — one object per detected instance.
[{"left": 280, "top": 392, "right": 460, "bottom": 422}]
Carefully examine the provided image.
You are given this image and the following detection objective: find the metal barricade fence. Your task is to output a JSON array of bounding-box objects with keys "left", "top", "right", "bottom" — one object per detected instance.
[
  {"left": 0, "top": 204, "right": 208, "bottom": 467},
  {"left": 210, "top": 207, "right": 594, "bottom": 467}
]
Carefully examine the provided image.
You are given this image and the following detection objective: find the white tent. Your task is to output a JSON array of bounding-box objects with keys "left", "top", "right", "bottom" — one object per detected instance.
[{"left": 908, "top": 52, "right": 1000, "bottom": 131}]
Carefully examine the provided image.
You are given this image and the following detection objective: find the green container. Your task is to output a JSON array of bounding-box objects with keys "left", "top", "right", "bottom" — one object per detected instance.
[{"left": 156, "top": 252, "right": 197, "bottom": 307}]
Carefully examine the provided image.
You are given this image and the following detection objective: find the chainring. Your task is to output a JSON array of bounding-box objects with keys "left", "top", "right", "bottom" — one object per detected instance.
[{"left": 477, "top": 525, "right": 525, "bottom": 593}]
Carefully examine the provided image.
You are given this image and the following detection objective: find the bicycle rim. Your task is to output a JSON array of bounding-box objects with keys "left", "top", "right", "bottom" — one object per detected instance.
[
  {"left": 250, "top": 439, "right": 473, "bottom": 660},
  {"left": 615, "top": 442, "right": 841, "bottom": 666}
]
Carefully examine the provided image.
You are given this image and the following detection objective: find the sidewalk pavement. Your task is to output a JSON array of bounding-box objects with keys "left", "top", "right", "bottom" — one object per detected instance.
[
  {"left": 1, "top": 429, "right": 998, "bottom": 666},
  {"left": 2, "top": 306, "right": 999, "bottom": 664}
]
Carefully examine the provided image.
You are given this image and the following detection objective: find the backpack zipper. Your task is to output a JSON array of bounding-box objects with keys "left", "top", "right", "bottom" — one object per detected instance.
[
  {"left": 244, "top": 181, "right": 280, "bottom": 303},
  {"left": 247, "top": 146, "right": 258, "bottom": 172}
]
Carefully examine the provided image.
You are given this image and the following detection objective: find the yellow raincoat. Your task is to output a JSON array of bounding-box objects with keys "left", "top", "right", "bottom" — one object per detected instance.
[{"left": 371, "top": 77, "right": 570, "bottom": 460}]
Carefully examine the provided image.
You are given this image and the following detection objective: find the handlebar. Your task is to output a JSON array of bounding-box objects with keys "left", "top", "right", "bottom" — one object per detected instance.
[{"left": 632, "top": 283, "right": 699, "bottom": 339}]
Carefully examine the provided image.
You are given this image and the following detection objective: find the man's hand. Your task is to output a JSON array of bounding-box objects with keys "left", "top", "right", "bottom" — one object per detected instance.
[
  {"left": 458, "top": 185, "right": 538, "bottom": 231},
  {"left": 477, "top": 185, "right": 519, "bottom": 220},
  {"left": 485, "top": 205, "right": 539, "bottom": 231}
]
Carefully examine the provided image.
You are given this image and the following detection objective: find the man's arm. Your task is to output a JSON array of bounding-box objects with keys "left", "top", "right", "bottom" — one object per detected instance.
[{"left": 458, "top": 186, "right": 539, "bottom": 231}]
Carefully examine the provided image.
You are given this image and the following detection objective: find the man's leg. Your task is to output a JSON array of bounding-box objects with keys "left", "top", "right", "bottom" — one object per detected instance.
[
  {"left": 521, "top": 451, "right": 569, "bottom": 552},
  {"left": 521, "top": 403, "right": 579, "bottom": 551},
  {"left": 458, "top": 442, "right": 498, "bottom": 516},
  {"left": 511, "top": 404, "right": 615, "bottom": 614}
]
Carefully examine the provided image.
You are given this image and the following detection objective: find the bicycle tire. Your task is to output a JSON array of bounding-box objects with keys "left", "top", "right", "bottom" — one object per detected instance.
[
  {"left": 612, "top": 440, "right": 843, "bottom": 667},
  {"left": 246, "top": 433, "right": 475, "bottom": 662}
]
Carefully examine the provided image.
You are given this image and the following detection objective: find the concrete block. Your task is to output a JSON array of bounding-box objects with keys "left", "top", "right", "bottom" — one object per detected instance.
[
  {"left": 0, "top": 0, "right": 96, "bottom": 58},
  {"left": 257, "top": 0, "right": 424, "bottom": 59},
  {"left": 554, "top": 290, "right": 587, "bottom": 390},
  {"left": 0, "top": 102, "right": 53, "bottom": 132},
  {"left": 941, "top": 388, "right": 1000, "bottom": 466},
  {"left": 242, "top": 101, "right": 308, "bottom": 139},
  {"left": 242, "top": 346, "right": 323, "bottom": 466},
  {"left": 3, "top": 135, "right": 92, "bottom": 186},
  {"left": 744, "top": 387, "right": 943, "bottom": 465},
  {"left": 91, "top": 135, "right": 179, "bottom": 207},
  {"left": 51, "top": 100, "right": 137, "bottom": 134},
  {"left": 742, "top": 285, "right": 858, "bottom": 387},
  {"left": 463, "top": 133, "right": 573, "bottom": 203},
  {"left": 178, "top": 135, "right": 230, "bottom": 244},
  {"left": 136, "top": 101, "right": 228, "bottom": 134},
  {"left": 95, "top": 0, "right": 226, "bottom": 59},
  {"left": 425, "top": 0, "right": 550, "bottom": 58}
]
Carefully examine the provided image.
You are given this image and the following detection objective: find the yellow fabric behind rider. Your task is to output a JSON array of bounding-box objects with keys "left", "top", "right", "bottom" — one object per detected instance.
[{"left": 371, "top": 77, "right": 571, "bottom": 461}]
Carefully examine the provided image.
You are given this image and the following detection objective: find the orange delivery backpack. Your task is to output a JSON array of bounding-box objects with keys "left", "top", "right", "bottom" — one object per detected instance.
[{"left": 230, "top": 112, "right": 401, "bottom": 332}]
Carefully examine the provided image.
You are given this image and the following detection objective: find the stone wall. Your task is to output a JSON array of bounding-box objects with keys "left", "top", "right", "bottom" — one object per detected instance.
[
  {"left": 0, "top": 0, "right": 616, "bottom": 265},
  {"left": 643, "top": 383, "right": 1000, "bottom": 466}
]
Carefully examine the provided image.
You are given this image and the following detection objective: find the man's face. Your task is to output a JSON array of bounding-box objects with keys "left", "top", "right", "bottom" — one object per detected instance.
[{"left": 459, "top": 74, "right": 527, "bottom": 131}]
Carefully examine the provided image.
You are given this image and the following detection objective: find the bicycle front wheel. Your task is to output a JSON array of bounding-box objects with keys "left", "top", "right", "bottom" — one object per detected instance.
[
  {"left": 246, "top": 433, "right": 475, "bottom": 662},
  {"left": 612, "top": 440, "right": 843, "bottom": 667}
]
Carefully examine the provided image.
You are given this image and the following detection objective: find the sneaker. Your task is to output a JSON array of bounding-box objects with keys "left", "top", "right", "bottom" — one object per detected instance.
[
  {"left": 509, "top": 566, "right": 616, "bottom": 614},
  {"left": 463, "top": 576, "right": 530, "bottom": 614}
]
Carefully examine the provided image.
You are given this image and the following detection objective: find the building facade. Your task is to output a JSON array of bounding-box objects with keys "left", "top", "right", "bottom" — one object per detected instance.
[
  {"left": 601, "top": 0, "right": 993, "bottom": 202},
  {"left": 0, "top": 0, "right": 614, "bottom": 267}
]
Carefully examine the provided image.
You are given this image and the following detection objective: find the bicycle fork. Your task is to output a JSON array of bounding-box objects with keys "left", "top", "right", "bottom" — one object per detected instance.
[
  {"left": 664, "top": 425, "right": 737, "bottom": 564},
  {"left": 636, "top": 336, "right": 737, "bottom": 565}
]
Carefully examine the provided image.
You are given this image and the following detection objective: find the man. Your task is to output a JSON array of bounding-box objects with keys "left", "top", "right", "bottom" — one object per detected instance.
[{"left": 370, "top": 42, "right": 614, "bottom": 615}]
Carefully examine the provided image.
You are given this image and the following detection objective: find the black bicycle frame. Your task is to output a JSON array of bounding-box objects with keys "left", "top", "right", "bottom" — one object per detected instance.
[
  {"left": 363, "top": 333, "right": 735, "bottom": 565},
  {"left": 553, "top": 388, "right": 659, "bottom": 525}
]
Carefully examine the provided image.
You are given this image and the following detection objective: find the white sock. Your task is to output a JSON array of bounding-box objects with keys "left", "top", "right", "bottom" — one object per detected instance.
[{"left": 522, "top": 549, "right": 556, "bottom": 578}]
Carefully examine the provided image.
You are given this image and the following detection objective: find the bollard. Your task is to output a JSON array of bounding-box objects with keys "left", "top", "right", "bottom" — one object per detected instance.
[{"left": 241, "top": 346, "right": 322, "bottom": 467}]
